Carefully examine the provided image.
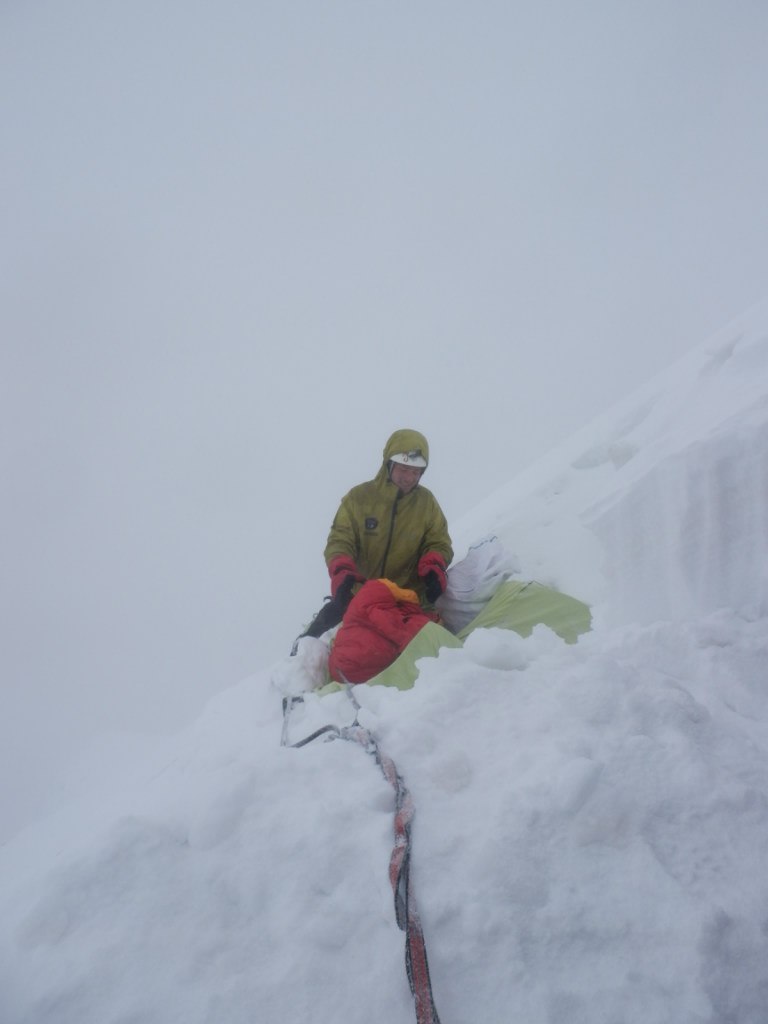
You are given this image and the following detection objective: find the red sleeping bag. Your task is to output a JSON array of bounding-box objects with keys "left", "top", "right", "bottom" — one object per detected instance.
[{"left": 328, "top": 579, "right": 438, "bottom": 684}]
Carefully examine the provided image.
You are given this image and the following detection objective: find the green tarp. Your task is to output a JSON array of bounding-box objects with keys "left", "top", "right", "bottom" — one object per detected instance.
[
  {"left": 456, "top": 579, "right": 591, "bottom": 644},
  {"left": 316, "top": 579, "right": 591, "bottom": 695}
]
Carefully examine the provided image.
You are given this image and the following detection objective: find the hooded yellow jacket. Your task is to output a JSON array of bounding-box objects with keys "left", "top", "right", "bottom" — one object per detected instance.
[{"left": 324, "top": 429, "right": 453, "bottom": 604}]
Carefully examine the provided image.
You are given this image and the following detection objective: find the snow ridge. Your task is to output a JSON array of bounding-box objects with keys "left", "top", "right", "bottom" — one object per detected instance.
[{"left": 2, "top": 306, "right": 768, "bottom": 1024}]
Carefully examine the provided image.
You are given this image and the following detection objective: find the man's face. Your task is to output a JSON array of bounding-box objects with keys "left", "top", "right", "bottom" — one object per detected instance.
[{"left": 390, "top": 461, "right": 424, "bottom": 494}]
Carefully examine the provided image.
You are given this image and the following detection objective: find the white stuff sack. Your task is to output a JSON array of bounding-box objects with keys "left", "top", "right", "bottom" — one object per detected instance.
[{"left": 437, "top": 535, "right": 520, "bottom": 633}]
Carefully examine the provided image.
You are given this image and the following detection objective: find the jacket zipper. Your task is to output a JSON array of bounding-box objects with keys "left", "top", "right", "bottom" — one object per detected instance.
[{"left": 378, "top": 494, "right": 401, "bottom": 579}]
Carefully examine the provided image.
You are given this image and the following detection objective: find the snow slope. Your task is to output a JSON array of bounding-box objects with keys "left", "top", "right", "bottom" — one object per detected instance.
[{"left": 2, "top": 302, "right": 768, "bottom": 1024}]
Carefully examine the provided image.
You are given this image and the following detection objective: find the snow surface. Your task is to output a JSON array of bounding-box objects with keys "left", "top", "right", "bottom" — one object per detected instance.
[{"left": 2, "top": 302, "right": 768, "bottom": 1024}]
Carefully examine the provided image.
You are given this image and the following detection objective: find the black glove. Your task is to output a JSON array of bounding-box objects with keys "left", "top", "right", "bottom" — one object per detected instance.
[
  {"left": 335, "top": 574, "right": 357, "bottom": 610},
  {"left": 424, "top": 570, "right": 443, "bottom": 604}
]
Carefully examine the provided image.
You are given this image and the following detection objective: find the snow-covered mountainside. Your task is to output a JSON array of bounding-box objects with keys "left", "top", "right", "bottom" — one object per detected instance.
[{"left": 2, "top": 302, "right": 768, "bottom": 1024}]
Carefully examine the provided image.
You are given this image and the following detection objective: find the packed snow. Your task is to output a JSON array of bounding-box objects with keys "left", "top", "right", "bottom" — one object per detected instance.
[{"left": 2, "top": 302, "right": 768, "bottom": 1024}]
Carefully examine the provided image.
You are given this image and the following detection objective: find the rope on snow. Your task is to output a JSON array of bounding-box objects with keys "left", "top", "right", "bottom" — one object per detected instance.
[{"left": 281, "top": 690, "right": 442, "bottom": 1024}]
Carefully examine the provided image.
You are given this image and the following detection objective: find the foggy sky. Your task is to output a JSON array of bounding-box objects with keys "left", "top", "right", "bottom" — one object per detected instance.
[{"left": 2, "top": 0, "right": 767, "bottom": 840}]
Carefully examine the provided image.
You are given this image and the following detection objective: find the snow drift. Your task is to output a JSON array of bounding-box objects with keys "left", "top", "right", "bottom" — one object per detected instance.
[{"left": 1, "top": 302, "right": 768, "bottom": 1024}]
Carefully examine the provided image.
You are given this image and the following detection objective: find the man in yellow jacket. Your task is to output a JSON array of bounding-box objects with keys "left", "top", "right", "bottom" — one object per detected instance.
[{"left": 324, "top": 428, "right": 453, "bottom": 609}]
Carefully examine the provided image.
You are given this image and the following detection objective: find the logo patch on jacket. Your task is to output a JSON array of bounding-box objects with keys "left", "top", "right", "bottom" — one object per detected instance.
[{"left": 364, "top": 517, "right": 379, "bottom": 531}]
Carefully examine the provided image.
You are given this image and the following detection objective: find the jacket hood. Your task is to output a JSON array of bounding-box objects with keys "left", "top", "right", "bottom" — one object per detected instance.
[{"left": 381, "top": 428, "right": 430, "bottom": 471}]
